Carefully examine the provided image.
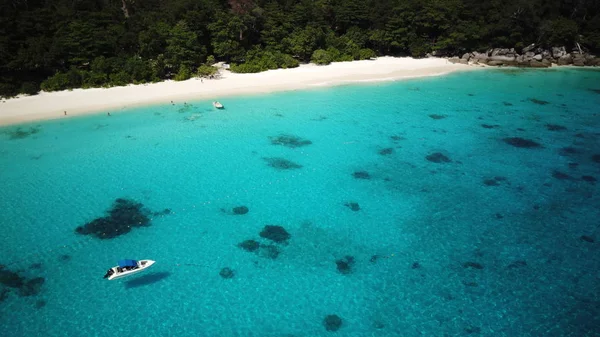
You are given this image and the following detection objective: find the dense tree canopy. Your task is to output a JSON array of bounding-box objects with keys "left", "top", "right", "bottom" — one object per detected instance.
[{"left": 1, "top": 0, "right": 599, "bottom": 97}]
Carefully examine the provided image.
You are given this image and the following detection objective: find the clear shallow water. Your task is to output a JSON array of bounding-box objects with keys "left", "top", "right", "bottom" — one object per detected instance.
[{"left": 1, "top": 68, "right": 599, "bottom": 337}]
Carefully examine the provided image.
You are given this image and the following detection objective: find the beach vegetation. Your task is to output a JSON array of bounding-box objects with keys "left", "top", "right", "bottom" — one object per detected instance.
[
  {"left": 197, "top": 64, "right": 218, "bottom": 77},
  {"left": 19, "top": 82, "right": 39, "bottom": 96},
  {"left": 230, "top": 50, "right": 298, "bottom": 73},
  {"left": 311, "top": 49, "right": 333, "bottom": 65},
  {"left": 173, "top": 64, "right": 193, "bottom": 81},
  {"left": 358, "top": 48, "right": 377, "bottom": 60},
  {"left": 40, "top": 72, "right": 73, "bottom": 92},
  {"left": 2, "top": 0, "right": 600, "bottom": 97}
]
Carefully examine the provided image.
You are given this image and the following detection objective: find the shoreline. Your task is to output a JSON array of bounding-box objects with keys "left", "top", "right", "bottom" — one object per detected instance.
[{"left": 0, "top": 57, "right": 477, "bottom": 127}]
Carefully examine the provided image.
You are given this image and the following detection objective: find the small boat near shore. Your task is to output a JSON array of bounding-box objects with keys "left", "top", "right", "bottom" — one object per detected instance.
[
  {"left": 103, "top": 259, "right": 155, "bottom": 280},
  {"left": 213, "top": 101, "right": 224, "bottom": 109}
]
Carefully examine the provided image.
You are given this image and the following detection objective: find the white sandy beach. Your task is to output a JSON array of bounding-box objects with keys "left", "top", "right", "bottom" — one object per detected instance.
[{"left": 0, "top": 57, "right": 476, "bottom": 126}]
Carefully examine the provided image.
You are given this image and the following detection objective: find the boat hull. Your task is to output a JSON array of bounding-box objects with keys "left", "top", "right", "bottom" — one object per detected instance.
[{"left": 106, "top": 260, "right": 155, "bottom": 280}]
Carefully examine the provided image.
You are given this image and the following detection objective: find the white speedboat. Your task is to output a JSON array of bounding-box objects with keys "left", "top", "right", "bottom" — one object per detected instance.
[
  {"left": 213, "top": 101, "right": 224, "bottom": 109},
  {"left": 103, "top": 259, "right": 155, "bottom": 280}
]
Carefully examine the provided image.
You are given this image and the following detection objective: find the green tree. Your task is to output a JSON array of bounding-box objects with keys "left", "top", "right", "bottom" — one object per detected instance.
[
  {"left": 284, "top": 26, "right": 325, "bottom": 61},
  {"left": 208, "top": 13, "right": 245, "bottom": 62},
  {"left": 311, "top": 49, "right": 332, "bottom": 65},
  {"left": 540, "top": 18, "right": 579, "bottom": 47},
  {"left": 165, "top": 21, "right": 205, "bottom": 73}
]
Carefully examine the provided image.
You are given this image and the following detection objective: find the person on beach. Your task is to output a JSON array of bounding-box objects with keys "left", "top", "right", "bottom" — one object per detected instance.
[
  {"left": 107, "top": 112, "right": 111, "bottom": 116},
  {"left": 64, "top": 111, "right": 67, "bottom": 115}
]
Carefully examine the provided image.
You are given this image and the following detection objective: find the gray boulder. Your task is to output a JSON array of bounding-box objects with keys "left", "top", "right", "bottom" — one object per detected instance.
[
  {"left": 573, "top": 56, "right": 586, "bottom": 66},
  {"left": 472, "top": 52, "right": 489, "bottom": 64},
  {"left": 448, "top": 57, "right": 461, "bottom": 64},
  {"left": 490, "top": 55, "right": 516, "bottom": 62},
  {"left": 487, "top": 60, "right": 505, "bottom": 66},
  {"left": 557, "top": 54, "right": 572, "bottom": 65},
  {"left": 552, "top": 46, "right": 566, "bottom": 58},
  {"left": 524, "top": 52, "right": 535, "bottom": 60},
  {"left": 588, "top": 58, "right": 600, "bottom": 66},
  {"left": 529, "top": 60, "right": 549, "bottom": 68},
  {"left": 533, "top": 54, "right": 543, "bottom": 61},
  {"left": 522, "top": 43, "right": 536, "bottom": 53},
  {"left": 461, "top": 53, "right": 471, "bottom": 61},
  {"left": 542, "top": 50, "right": 552, "bottom": 60},
  {"left": 491, "top": 48, "right": 511, "bottom": 56}
]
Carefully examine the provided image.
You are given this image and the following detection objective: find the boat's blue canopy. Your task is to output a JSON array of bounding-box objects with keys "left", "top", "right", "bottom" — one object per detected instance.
[{"left": 118, "top": 259, "right": 138, "bottom": 267}]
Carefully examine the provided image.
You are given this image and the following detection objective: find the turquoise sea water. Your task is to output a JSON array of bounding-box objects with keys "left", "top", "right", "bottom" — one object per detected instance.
[{"left": 1, "top": 68, "right": 599, "bottom": 337}]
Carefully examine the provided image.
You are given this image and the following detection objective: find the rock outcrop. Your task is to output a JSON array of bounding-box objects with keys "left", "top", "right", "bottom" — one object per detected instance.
[{"left": 448, "top": 44, "right": 597, "bottom": 68}]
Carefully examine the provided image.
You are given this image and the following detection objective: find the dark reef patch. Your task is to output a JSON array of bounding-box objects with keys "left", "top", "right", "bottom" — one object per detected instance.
[
  {"left": 352, "top": 171, "right": 371, "bottom": 179},
  {"left": 238, "top": 239, "right": 260, "bottom": 252},
  {"left": 219, "top": 267, "right": 235, "bottom": 279},
  {"left": 589, "top": 88, "right": 600, "bottom": 94},
  {"left": 546, "top": 124, "right": 567, "bottom": 131},
  {"left": 559, "top": 147, "right": 579, "bottom": 156},
  {"left": 263, "top": 157, "right": 302, "bottom": 170},
  {"left": 324, "top": 314, "right": 343, "bottom": 331},
  {"left": 502, "top": 101, "right": 513, "bottom": 106},
  {"left": 463, "top": 262, "right": 484, "bottom": 269},
  {"left": 6, "top": 126, "right": 41, "bottom": 140},
  {"left": 483, "top": 176, "right": 507, "bottom": 186},
  {"left": 481, "top": 124, "right": 500, "bottom": 129},
  {"left": 29, "top": 263, "right": 42, "bottom": 270},
  {"left": 507, "top": 260, "right": 527, "bottom": 269},
  {"left": 74, "top": 198, "right": 159, "bottom": 239},
  {"left": 344, "top": 202, "right": 360, "bottom": 211},
  {"left": 259, "top": 225, "right": 291, "bottom": 243},
  {"left": 0, "top": 266, "right": 45, "bottom": 299},
  {"left": 378, "top": 147, "right": 394, "bottom": 155},
  {"left": 582, "top": 176, "right": 597, "bottom": 183},
  {"left": 35, "top": 299, "right": 47, "bottom": 309},
  {"left": 580, "top": 235, "right": 595, "bottom": 243},
  {"left": 390, "top": 135, "right": 406, "bottom": 141},
  {"left": 0, "top": 268, "right": 24, "bottom": 288},
  {"left": 232, "top": 206, "right": 249, "bottom": 215},
  {"left": 269, "top": 134, "right": 312, "bottom": 148},
  {"left": 528, "top": 98, "right": 550, "bottom": 105},
  {"left": 429, "top": 114, "right": 447, "bottom": 120},
  {"left": 552, "top": 170, "right": 571, "bottom": 180},
  {"left": 426, "top": 152, "right": 451, "bottom": 163},
  {"left": 335, "top": 256, "right": 355, "bottom": 274},
  {"left": 19, "top": 277, "right": 45, "bottom": 297},
  {"left": 152, "top": 208, "right": 171, "bottom": 217},
  {"left": 464, "top": 326, "right": 482, "bottom": 334},
  {"left": 58, "top": 254, "right": 71, "bottom": 262},
  {"left": 592, "top": 154, "right": 600, "bottom": 163},
  {"left": 503, "top": 137, "right": 542, "bottom": 148}
]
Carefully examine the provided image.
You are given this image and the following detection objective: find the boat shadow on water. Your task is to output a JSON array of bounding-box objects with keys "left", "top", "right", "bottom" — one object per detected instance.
[{"left": 124, "top": 272, "right": 171, "bottom": 289}]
